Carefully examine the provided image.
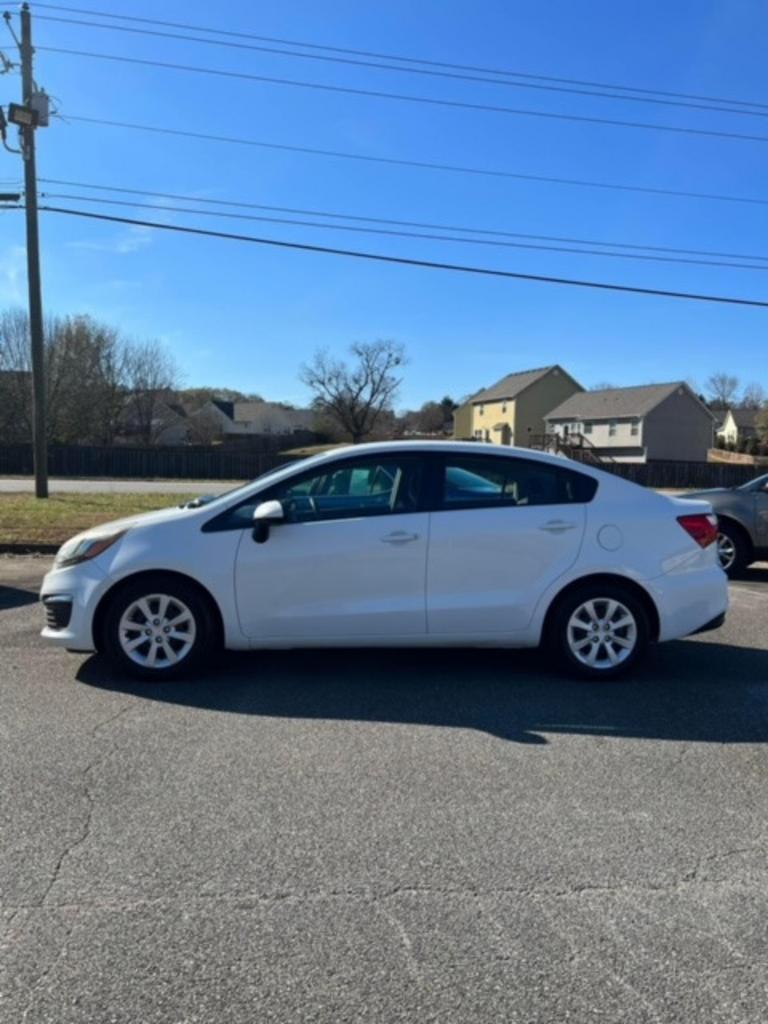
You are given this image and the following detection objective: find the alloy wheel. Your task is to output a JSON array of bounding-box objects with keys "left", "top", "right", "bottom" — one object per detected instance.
[
  {"left": 118, "top": 593, "right": 197, "bottom": 669},
  {"left": 566, "top": 597, "right": 637, "bottom": 670},
  {"left": 716, "top": 532, "right": 736, "bottom": 572}
]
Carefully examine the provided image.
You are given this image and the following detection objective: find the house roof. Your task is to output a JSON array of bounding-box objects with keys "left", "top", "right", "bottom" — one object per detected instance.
[
  {"left": 210, "top": 399, "right": 234, "bottom": 420},
  {"left": 546, "top": 381, "right": 713, "bottom": 421},
  {"left": 471, "top": 365, "right": 567, "bottom": 404},
  {"left": 727, "top": 407, "right": 760, "bottom": 429}
]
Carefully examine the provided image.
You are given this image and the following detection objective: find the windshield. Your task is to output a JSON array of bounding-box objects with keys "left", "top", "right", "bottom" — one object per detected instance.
[
  {"left": 194, "top": 451, "right": 339, "bottom": 510},
  {"left": 737, "top": 473, "right": 768, "bottom": 492}
]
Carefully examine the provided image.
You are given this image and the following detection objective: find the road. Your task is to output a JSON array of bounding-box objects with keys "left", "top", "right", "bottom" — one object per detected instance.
[{"left": 1, "top": 556, "right": 767, "bottom": 1023}]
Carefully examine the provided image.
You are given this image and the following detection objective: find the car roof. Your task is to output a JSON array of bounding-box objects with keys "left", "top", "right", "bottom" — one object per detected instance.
[{"left": 309, "top": 440, "right": 605, "bottom": 477}]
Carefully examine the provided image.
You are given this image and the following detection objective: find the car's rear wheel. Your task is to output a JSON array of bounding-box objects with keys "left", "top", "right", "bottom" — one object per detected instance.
[
  {"left": 716, "top": 524, "right": 748, "bottom": 578},
  {"left": 548, "top": 584, "right": 650, "bottom": 679},
  {"left": 101, "top": 575, "right": 215, "bottom": 679}
]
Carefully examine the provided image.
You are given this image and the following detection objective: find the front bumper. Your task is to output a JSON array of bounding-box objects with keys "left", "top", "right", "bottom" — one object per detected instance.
[{"left": 39, "top": 561, "right": 108, "bottom": 651}]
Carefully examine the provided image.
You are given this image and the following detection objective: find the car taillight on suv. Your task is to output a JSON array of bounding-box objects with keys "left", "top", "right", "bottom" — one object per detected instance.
[{"left": 677, "top": 513, "right": 718, "bottom": 549}]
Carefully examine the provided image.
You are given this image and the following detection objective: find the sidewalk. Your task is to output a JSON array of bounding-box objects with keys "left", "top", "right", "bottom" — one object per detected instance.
[{"left": 0, "top": 478, "right": 238, "bottom": 495}]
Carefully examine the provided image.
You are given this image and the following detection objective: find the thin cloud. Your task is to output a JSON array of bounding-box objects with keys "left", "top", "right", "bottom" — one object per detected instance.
[
  {"left": 0, "top": 245, "right": 26, "bottom": 303},
  {"left": 67, "top": 224, "right": 153, "bottom": 255}
]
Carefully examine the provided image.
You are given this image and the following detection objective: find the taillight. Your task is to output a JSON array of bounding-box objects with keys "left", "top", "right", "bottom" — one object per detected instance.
[{"left": 677, "top": 513, "right": 718, "bottom": 548}]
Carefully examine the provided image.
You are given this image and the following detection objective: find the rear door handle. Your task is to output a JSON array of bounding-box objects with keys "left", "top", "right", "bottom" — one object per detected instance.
[
  {"left": 381, "top": 531, "right": 420, "bottom": 544},
  {"left": 539, "top": 520, "right": 578, "bottom": 533}
]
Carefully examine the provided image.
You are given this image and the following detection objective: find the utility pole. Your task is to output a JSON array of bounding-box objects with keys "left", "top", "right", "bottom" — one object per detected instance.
[{"left": 13, "top": 3, "right": 47, "bottom": 497}]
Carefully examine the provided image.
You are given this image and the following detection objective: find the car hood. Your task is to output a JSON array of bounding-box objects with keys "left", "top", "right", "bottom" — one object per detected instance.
[
  {"left": 64, "top": 503, "right": 197, "bottom": 545},
  {"left": 678, "top": 488, "right": 730, "bottom": 500}
]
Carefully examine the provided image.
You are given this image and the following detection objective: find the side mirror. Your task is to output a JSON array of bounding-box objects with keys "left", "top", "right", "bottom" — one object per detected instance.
[{"left": 252, "top": 499, "right": 284, "bottom": 544}]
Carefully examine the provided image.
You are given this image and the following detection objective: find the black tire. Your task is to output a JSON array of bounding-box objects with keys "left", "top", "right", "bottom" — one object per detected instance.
[
  {"left": 546, "top": 583, "right": 650, "bottom": 680},
  {"left": 101, "top": 574, "right": 216, "bottom": 680},
  {"left": 716, "top": 523, "right": 750, "bottom": 579}
]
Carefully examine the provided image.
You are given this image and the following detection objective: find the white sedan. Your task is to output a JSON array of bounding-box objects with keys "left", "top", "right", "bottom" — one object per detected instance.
[{"left": 40, "top": 441, "right": 728, "bottom": 680}]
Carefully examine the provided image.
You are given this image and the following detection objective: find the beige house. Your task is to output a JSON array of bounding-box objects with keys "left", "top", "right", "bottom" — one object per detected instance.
[
  {"left": 717, "top": 408, "right": 759, "bottom": 446},
  {"left": 546, "top": 382, "right": 715, "bottom": 463},
  {"left": 191, "top": 399, "right": 316, "bottom": 438},
  {"left": 453, "top": 365, "right": 583, "bottom": 447}
]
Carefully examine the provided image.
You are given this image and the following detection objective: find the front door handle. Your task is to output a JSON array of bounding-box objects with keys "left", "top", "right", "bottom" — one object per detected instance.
[
  {"left": 381, "top": 531, "right": 420, "bottom": 544},
  {"left": 539, "top": 520, "right": 578, "bottom": 533}
]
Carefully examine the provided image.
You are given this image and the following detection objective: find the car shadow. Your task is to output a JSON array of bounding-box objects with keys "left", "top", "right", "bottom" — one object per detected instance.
[
  {"left": 737, "top": 564, "right": 768, "bottom": 585},
  {"left": 75, "top": 638, "right": 768, "bottom": 745},
  {"left": 0, "top": 584, "right": 39, "bottom": 611}
]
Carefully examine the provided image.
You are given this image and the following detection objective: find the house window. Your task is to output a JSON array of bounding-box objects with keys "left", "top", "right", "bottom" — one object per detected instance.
[
  {"left": 608, "top": 420, "right": 617, "bottom": 437},
  {"left": 501, "top": 401, "right": 507, "bottom": 413},
  {"left": 584, "top": 422, "right": 593, "bottom": 435},
  {"left": 630, "top": 419, "right": 639, "bottom": 436},
  {"left": 479, "top": 404, "right": 485, "bottom": 416}
]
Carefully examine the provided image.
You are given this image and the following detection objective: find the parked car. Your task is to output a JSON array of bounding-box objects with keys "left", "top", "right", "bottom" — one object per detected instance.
[
  {"left": 685, "top": 473, "right": 768, "bottom": 576},
  {"left": 40, "top": 442, "right": 727, "bottom": 681}
]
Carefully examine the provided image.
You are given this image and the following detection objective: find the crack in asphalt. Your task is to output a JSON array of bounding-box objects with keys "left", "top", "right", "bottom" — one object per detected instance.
[
  {"left": 5, "top": 861, "right": 767, "bottom": 915},
  {"left": 9, "top": 704, "right": 136, "bottom": 1022},
  {"left": 35, "top": 704, "right": 134, "bottom": 910}
]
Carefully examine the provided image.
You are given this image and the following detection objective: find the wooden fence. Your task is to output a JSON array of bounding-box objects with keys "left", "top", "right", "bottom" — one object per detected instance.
[
  {"left": 0, "top": 445, "right": 761, "bottom": 487},
  {"left": 602, "top": 460, "right": 758, "bottom": 489},
  {"left": 0, "top": 444, "right": 291, "bottom": 480}
]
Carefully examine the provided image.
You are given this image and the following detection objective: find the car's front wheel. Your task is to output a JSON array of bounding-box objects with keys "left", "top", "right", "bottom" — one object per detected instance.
[
  {"left": 101, "top": 574, "right": 216, "bottom": 679},
  {"left": 548, "top": 584, "right": 650, "bottom": 679}
]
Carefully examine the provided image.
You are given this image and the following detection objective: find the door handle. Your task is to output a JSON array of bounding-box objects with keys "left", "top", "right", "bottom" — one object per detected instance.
[
  {"left": 539, "top": 520, "right": 578, "bottom": 533},
  {"left": 381, "top": 531, "right": 420, "bottom": 544}
]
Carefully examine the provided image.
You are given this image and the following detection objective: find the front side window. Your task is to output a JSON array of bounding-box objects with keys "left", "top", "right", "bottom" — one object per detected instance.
[
  {"left": 630, "top": 419, "right": 639, "bottom": 436},
  {"left": 203, "top": 456, "right": 423, "bottom": 530},
  {"left": 609, "top": 420, "right": 617, "bottom": 437},
  {"left": 271, "top": 457, "right": 422, "bottom": 522},
  {"left": 584, "top": 421, "right": 593, "bottom": 434},
  {"left": 440, "top": 455, "right": 597, "bottom": 509}
]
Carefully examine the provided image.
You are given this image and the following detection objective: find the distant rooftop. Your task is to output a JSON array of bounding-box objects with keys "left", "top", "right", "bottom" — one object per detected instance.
[
  {"left": 471, "top": 365, "right": 570, "bottom": 404},
  {"left": 546, "top": 381, "right": 711, "bottom": 420}
]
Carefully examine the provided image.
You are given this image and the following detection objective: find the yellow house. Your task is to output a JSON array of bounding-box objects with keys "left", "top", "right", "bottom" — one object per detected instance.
[{"left": 453, "top": 365, "right": 583, "bottom": 447}]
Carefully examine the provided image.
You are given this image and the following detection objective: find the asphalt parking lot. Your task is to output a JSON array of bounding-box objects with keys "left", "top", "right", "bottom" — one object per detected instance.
[{"left": 1, "top": 556, "right": 767, "bottom": 1024}]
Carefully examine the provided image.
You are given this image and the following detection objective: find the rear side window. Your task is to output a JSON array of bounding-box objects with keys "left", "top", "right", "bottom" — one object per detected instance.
[{"left": 440, "top": 455, "right": 597, "bottom": 509}]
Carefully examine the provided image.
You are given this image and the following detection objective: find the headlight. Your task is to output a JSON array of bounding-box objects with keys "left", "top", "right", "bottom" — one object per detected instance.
[{"left": 54, "top": 530, "right": 126, "bottom": 569}]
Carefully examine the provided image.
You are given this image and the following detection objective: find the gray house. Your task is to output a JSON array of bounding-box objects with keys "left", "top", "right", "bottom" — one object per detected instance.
[{"left": 545, "top": 382, "right": 715, "bottom": 463}]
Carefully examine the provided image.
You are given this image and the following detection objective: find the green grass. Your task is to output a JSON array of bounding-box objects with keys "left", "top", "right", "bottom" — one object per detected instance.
[{"left": 0, "top": 492, "right": 197, "bottom": 547}]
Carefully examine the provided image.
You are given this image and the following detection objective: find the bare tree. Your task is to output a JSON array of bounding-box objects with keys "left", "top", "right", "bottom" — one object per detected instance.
[
  {"left": 589, "top": 381, "right": 617, "bottom": 391},
  {"left": 706, "top": 372, "right": 740, "bottom": 409},
  {"left": 757, "top": 406, "right": 768, "bottom": 444},
  {"left": 740, "top": 381, "right": 766, "bottom": 409},
  {"left": 46, "top": 315, "right": 130, "bottom": 444},
  {"left": 300, "top": 340, "right": 405, "bottom": 443},
  {"left": 123, "top": 339, "right": 182, "bottom": 445},
  {"left": 187, "top": 405, "right": 224, "bottom": 445},
  {"left": 0, "top": 308, "right": 33, "bottom": 443}
]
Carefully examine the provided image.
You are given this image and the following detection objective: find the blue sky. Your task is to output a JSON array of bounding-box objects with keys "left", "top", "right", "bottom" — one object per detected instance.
[{"left": 0, "top": 0, "right": 766, "bottom": 408}]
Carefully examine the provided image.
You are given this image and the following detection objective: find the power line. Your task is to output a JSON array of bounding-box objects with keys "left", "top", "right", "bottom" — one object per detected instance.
[
  {"left": 37, "top": 190, "right": 768, "bottom": 272},
  {"left": 31, "top": 204, "right": 768, "bottom": 308},
  {"left": 31, "top": 1, "right": 768, "bottom": 113},
  {"left": 62, "top": 115, "right": 768, "bottom": 208},
  {"left": 32, "top": 12, "right": 768, "bottom": 120},
  {"left": 38, "top": 46, "right": 768, "bottom": 145},
  {"left": 40, "top": 176, "right": 768, "bottom": 261}
]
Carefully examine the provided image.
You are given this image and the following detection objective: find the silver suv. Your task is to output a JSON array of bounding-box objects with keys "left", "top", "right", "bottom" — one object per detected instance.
[{"left": 686, "top": 473, "right": 768, "bottom": 576}]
